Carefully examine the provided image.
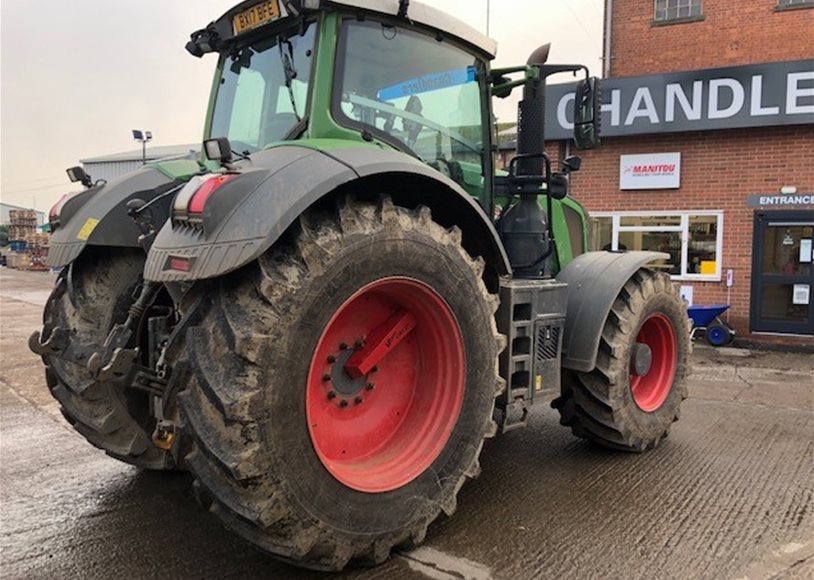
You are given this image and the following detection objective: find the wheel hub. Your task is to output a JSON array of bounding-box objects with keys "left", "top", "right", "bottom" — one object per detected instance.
[
  {"left": 630, "top": 343, "right": 653, "bottom": 377},
  {"left": 324, "top": 342, "right": 375, "bottom": 405}
]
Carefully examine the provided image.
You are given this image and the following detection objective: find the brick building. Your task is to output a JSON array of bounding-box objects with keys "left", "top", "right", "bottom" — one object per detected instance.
[{"left": 549, "top": 0, "right": 814, "bottom": 345}]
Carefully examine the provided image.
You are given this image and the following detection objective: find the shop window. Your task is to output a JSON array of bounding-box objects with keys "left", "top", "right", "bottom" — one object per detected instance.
[
  {"left": 589, "top": 211, "right": 724, "bottom": 281},
  {"left": 654, "top": 0, "right": 703, "bottom": 22}
]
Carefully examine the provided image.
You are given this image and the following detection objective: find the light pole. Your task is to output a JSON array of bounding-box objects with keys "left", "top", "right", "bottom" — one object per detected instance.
[
  {"left": 132, "top": 130, "right": 153, "bottom": 165},
  {"left": 486, "top": 0, "right": 490, "bottom": 36}
]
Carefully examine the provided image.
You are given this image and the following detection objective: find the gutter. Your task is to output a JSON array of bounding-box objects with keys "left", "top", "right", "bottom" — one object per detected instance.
[{"left": 603, "top": 0, "right": 613, "bottom": 77}]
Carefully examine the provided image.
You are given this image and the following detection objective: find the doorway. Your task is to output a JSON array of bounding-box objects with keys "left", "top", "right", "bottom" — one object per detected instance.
[{"left": 750, "top": 211, "right": 814, "bottom": 335}]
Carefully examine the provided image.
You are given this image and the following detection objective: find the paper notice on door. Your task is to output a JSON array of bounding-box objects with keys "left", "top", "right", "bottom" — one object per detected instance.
[
  {"left": 793, "top": 284, "right": 811, "bottom": 306},
  {"left": 680, "top": 285, "right": 694, "bottom": 306},
  {"left": 801, "top": 239, "right": 813, "bottom": 263}
]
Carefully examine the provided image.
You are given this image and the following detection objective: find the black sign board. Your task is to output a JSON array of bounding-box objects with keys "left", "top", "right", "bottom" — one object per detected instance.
[
  {"left": 747, "top": 193, "right": 814, "bottom": 208},
  {"left": 546, "top": 60, "right": 814, "bottom": 139}
]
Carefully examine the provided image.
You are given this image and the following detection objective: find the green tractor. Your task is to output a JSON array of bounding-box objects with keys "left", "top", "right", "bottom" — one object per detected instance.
[{"left": 32, "top": 0, "right": 691, "bottom": 571}]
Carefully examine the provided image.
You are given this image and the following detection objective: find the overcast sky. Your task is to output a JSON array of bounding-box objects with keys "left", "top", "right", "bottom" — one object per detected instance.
[{"left": 0, "top": 0, "right": 603, "bottom": 212}]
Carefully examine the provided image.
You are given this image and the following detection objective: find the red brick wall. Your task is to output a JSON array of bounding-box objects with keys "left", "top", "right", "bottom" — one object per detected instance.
[
  {"left": 566, "top": 125, "right": 814, "bottom": 344},
  {"left": 608, "top": 0, "right": 814, "bottom": 77}
]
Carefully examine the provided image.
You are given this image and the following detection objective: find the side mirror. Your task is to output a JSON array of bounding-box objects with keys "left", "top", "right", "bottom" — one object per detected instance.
[
  {"left": 573, "top": 77, "right": 602, "bottom": 150},
  {"left": 204, "top": 137, "right": 233, "bottom": 163},
  {"left": 548, "top": 173, "right": 569, "bottom": 200},
  {"left": 66, "top": 166, "right": 93, "bottom": 188}
]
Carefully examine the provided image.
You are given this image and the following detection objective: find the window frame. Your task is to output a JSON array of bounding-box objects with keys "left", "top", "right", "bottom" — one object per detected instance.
[
  {"left": 653, "top": 0, "right": 704, "bottom": 24},
  {"left": 590, "top": 210, "right": 725, "bottom": 282},
  {"left": 775, "top": 0, "right": 814, "bottom": 11}
]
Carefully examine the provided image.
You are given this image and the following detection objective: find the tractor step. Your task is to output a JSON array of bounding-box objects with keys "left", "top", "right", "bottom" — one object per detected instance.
[{"left": 495, "top": 278, "right": 568, "bottom": 432}]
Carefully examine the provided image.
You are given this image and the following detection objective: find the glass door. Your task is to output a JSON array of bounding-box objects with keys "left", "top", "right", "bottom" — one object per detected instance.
[{"left": 750, "top": 211, "right": 814, "bottom": 335}]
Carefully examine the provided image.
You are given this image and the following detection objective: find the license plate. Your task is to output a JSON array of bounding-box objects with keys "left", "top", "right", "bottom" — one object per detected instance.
[{"left": 233, "top": 0, "right": 281, "bottom": 35}]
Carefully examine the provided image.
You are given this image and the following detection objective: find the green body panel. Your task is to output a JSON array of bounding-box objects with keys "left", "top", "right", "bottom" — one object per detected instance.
[
  {"left": 148, "top": 158, "right": 203, "bottom": 181},
  {"left": 550, "top": 197, "right": 590, "bottom": 273},
  {"left": 305, "top": 13, "right": 391, "bottom": 150}
]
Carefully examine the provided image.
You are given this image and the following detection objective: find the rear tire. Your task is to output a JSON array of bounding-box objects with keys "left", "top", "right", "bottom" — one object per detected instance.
[
  {"left": 40, "top": 248, "right": 175, "bottom": 470},
  {"left": 179, "top": 196, "right": 504, "bottom": 570},
  {"left": 553, "top": 269, "right": 691, "bottom": 451}
]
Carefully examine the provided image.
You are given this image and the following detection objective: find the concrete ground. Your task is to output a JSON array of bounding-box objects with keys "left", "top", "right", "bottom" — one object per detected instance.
[{"left": 1, "top": 267, "right": 812, "bottom": 580}]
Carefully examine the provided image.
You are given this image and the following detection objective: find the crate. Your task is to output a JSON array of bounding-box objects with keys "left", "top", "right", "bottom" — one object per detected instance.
[
  {"left": 9, "top": 209, "right": 37, "bottom": 222},
  {"left": 9, "top": 225, "right": 36, "bottom": 240}
]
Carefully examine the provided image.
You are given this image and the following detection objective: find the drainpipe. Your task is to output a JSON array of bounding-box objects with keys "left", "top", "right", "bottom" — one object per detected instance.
[{"left": 604, "top": 0, "right": 613, "bottom": 77}]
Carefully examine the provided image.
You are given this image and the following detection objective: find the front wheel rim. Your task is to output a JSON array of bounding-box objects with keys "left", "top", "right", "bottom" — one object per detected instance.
[
  {"left": 630, "top": 313, "right": 678, "bottom": 412},
  {"left": 306, "top": 277, "right": 465, "bottom": 493}
]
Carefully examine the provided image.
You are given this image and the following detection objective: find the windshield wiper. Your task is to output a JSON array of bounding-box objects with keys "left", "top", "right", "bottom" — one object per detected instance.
[{"left": 279, "top": 39, "right": 301, "bottom": 123}]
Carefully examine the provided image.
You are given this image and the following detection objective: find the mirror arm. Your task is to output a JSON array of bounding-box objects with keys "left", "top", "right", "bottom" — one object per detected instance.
[
  {"left": 537, "top": 64, "right": 589, "bottom": 79},
  {"left": 489, "top": 66, "right": 540, "bottom": 98}
]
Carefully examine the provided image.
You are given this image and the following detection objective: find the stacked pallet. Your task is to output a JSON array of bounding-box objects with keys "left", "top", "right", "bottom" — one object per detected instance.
[
  {"left": 8, "top": 209, "right": 38, "bottom": 242},
  {"left": 5, "top": 209, "right": 50, "bottom": 271}
]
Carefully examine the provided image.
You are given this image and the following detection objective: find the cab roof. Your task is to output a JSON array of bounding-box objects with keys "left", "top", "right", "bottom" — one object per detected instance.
[{"left": 189, "top": 0, "right": 497, "bottom": 60}]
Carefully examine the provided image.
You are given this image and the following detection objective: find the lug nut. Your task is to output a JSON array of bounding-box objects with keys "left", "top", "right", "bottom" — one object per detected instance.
[
  {"left": 371, "top": 366, "right": 379, "bottom": 373},
  {"left": 322, "top": 374, "right": 331, "bottom": 382},
  {"left": 327, "top": 355, "right": 336, "bottom": 363},
  {"left": 339, "top": 342, "right": 348, "bottom": 350},
  {"left": 354, "top": 339, "right": 364, "bottom": 349},
  {"left": 366, "top": 383, "right": 375, "bottom": 391},
  {"left": 327, "top": 391, "right": 337, "bottom": 400},
  {"left": 339, "top": 399, "right": 349, "bottom": 408},
  {"left": 354, "top": 396, "right": 364, "bottom": 405}
]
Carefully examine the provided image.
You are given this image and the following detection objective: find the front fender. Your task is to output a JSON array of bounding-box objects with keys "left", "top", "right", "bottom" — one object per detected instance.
[
  {"left": 144, "top": 145, "right": 510, "bottom": 282},
  {"left": 557, "top": 251, "right": 670, "bottom": 373}
]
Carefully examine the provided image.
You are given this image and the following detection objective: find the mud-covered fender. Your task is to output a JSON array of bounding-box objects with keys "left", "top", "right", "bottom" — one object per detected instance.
[
  {"left": 47, "top": 167, "right": 182, "bottom": 267},
  {"left": 144, "top": 145, "right": 510, "bottom": 282},
  {"left": 557, "top": 251, "right": 670, "bottom": 373}
]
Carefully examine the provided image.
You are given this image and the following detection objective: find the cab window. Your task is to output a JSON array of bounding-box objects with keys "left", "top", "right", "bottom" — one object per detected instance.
[
  {"left": 210, "top": 22, "right": 315, "bottom": 152},
  {"left": 335, "top": 19, "right": 487, "bottom": 197}
]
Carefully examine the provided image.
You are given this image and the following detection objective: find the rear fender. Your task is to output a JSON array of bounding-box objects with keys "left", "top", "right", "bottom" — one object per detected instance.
[
  {"left": 144, "top": 146, "right": 510, "bottom": 282},
  {"left": 47, "top": 167, "right": 180, "bottom": 267},
  {"left": 557, "top": 251, "right": 670, "bottom": 373}
]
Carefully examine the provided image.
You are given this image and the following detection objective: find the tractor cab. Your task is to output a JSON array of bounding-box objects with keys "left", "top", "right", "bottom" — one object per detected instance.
[{"left": 189, "top": 0, "right": 600, "bottom": 257}]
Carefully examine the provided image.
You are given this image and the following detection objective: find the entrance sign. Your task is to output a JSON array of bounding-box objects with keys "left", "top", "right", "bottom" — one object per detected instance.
[
  {"left": 746, "top": 193, "right": 814, "bottom": 207},
  {"left": 547, "top": 60, "right": 814, "bottom": 139},
  {"left": 620, "top": 153, "right": 681, "bottom": 190}
]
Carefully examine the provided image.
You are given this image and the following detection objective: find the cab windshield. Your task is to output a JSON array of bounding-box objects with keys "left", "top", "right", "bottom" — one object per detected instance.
[
  {"left": 335, "top": 19, "right": 487, "bottom": 195},
  {"left": 210, "top": 21, "right": 316, "bottom": 153}
]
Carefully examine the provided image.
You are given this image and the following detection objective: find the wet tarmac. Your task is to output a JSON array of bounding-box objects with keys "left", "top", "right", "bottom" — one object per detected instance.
[{"left": 1, "top": 268, "right": 812, "bottom": 579}]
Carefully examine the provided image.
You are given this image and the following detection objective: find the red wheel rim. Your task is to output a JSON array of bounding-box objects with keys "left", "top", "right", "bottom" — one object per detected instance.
[
  {"left": 630, "top": 313, "right": 678, "bottom": 412},
  {"left": 306, "top": 277, "right": 465, "bottom": 493}
]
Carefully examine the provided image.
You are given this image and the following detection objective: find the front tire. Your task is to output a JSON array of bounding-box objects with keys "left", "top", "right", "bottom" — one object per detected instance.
[
  {"left": 553, "top": 269, "right": 691, "bottom": 451},
  {"left": 179, "top": 196, "right": 504, "bottom": 570}
]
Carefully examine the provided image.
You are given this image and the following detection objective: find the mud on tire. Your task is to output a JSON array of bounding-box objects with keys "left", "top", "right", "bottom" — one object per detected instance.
[
  {"left": 179, "top": 196, "right": 505, "bottom": 570},
  {"left": 41, "top": 248, "right": 175, "bottom": 469},
  {"left": 552, "top": 268, "right": 691, "bottom": 452}
]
